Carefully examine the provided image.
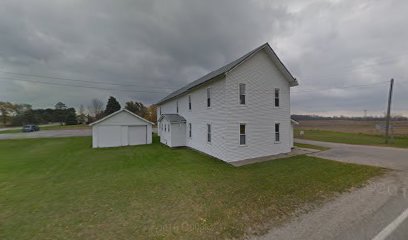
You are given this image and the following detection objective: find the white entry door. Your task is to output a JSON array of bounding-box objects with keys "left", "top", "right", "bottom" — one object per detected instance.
[{"left": 128, "top": 126, "right": 147, "bottom": 145}]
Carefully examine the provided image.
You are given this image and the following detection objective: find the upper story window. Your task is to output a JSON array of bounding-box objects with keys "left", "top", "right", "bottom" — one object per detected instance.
[
  {"left": 164, "top": 124, "right": 167, "bottom": 132},
  {"left": 207, "top": 124, "right": 211, "bottom": 143},
  {"left": 188, "top": 95, "right": 192, "bottom": 110},
  {"left": 176, "top": 100, "right": 179, "bottom": 113},
  {"left": 189, "top": 123, "right": 192, "bottom": 138},
  {"left": 275, "top": 123, "right": 280, "bottom": 142},
  {"left": 239, "top": 84, "right": 246, "bottom": 105},
  {"left": 159, "top": 107, "right": 161, "bottom": 115},
  {"left": 240, "top": 123, "right": 246, "bottom": 145},
  {"left": 207, "top": 88, "right": 211, "bottom": 108},
  {"left": 275, "top": 88, "right": 280, "bottom": 107}
]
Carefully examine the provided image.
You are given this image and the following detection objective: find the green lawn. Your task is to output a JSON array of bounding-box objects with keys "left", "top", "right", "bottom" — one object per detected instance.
[
  {"left": 295, "top": 129, "right": 408, "bottom": 148},
  {"left": 0, "top": 136, "right": 384, "bottom": 240},
  {"left": 0, "top": 124, "right": 89, "bottom": 134},
  {"left": 294, "top": 143, "right": 330, "bottom": 151}
]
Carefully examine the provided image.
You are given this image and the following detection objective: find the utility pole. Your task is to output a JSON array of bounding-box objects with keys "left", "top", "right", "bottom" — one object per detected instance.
[{"left": 385, "top": 78, "right": 394, "bottom": 144}]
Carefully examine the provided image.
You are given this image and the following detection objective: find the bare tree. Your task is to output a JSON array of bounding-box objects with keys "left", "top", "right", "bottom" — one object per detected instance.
[
  {"left": 77, "top": 104, "right": 86, "bottom": 124},
  {"left": 88, "top": 98, "right": 104, "bottom": 119}
]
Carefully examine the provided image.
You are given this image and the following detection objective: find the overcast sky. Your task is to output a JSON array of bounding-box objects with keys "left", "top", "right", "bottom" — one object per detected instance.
[{"left": 0, "top": 0, "right": 407, "bottom": 116}]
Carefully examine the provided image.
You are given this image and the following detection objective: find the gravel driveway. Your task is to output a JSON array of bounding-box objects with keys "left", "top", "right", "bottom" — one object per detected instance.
[
  {"left": 296, "top": 139, "right": 408, "bottom": 170},
  {"left": 254, "top": 139, "right": 408, "bottom": 240},
  {"left": 0, "top": 129, "right": 91, "bottom": 140}
]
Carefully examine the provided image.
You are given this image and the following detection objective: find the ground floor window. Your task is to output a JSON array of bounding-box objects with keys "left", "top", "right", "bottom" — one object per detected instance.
[
  {"left": 275, "top": 123, "right": 280, "bottom": 142},
  {"left": 240, "top": 124, "right": 246, "bottom": 145},
  {"left": 189, "top": 123, "right": 192, "bottom": 138},
  {"left": 207, "top": 124, "right": 211, "bottom": 143}
]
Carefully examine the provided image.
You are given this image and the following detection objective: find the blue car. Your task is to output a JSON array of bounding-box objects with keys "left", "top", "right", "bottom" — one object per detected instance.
[{"left": 22, "top": 124, "right": 40, "bottom": 132}]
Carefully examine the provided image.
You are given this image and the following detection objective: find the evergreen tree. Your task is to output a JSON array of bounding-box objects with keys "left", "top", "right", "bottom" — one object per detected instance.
[
  {"left": 104, "top": 96, "right": 121, "bottom": 115},
  {"left": 65, "top": 111, "right": 78, "bottom": 125}
]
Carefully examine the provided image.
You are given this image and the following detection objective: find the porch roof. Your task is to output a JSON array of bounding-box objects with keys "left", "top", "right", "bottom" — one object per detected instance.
[{"left": 158, "top": 114, "right": 186, "bottom": 123}]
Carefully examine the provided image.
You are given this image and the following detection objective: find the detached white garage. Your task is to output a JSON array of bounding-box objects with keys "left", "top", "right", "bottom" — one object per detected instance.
[{"left": 90, "top": 109, "right": 153, "bottom": 148}]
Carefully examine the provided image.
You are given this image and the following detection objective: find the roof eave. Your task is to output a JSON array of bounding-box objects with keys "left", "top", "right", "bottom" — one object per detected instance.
[
  {"left": 156, "top": 73, "right": 226, "bottom": 105},
  {"left": 89, "top": 108, "right": 154, "bottom": 126}
]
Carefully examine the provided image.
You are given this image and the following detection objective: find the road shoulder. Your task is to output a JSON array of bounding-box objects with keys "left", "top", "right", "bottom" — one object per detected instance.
[{"left": 252, "top": 171, "right": 407, "bottom": 240}]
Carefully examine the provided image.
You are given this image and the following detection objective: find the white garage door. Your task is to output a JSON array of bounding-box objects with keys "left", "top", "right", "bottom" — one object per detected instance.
[
  {"left": 128, "top": 126, "right": 147, "bottom": 145},
  {"left": 97, "top": 126, "right": 122, "bottom": 147}
]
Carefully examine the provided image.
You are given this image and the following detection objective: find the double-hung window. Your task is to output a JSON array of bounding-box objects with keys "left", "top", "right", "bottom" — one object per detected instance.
[
  {"left": 189, "top": 123, "right": 192, "bottom": 138},
  {"left": 188, "top": 95, "right": 192, "bottom": 110},
  {"left": 240, "top": 124, "right": 246, "bottom": 145},
  {"left": 275, "top": 123, "right": 280, "bottom": 142},
  {"left": 164, "top": 124, "right": 167, "bottom": 132},
  {"left": 239, "top": 84, "right": 246, "bottom": 105},
  {"left": 274, "top": 88, "right": 280, "bottom": 107},
  {"left": 207, "top": 88, "right": 211, "bottom": 108},
  {"left": 207, "top": 124, "right": 211, "bottom": 143}
]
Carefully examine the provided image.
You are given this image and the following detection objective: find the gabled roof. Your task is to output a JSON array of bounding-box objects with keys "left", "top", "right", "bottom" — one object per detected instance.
[
  {"left": 157, "top": 42, "right": 298, "bottom": 105},
  {"left": 158, "top": 114, "right": 186, "bottom": 123},
  {"left": 89, "top": 108, "right": 154, "bottom": 126}
]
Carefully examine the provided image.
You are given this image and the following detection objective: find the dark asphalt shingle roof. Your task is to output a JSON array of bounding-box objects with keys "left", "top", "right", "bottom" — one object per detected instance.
[
  {"left": 158, "top": 114, "right": 186, "bottom": 123},
  {"left": 157, "top": 43, "right": 297, "bottom": 105}
]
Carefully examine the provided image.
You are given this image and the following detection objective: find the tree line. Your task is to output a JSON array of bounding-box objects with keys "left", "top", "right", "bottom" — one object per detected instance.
[
  {"left": 292, "top": 114, "right": 408, "bottom": 121},
  {"left": 0, "top": 96, "right": 157, "bottom": 127}
]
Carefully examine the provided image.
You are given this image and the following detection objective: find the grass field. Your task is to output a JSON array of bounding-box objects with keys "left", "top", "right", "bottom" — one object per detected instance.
[
  {"left": 0, "top": 124, "right": 90, "bottom": 134},
  {"left": 0, "top": 136, "right": 383, "bottom": 239},
  {"left": 297, "top": 120, "right": 408, "bottom": 136}
]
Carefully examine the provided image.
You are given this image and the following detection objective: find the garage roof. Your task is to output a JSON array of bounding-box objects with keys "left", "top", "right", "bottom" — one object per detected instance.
[{"left": 89, "top": 109, "right": 154, "bottom": 126}]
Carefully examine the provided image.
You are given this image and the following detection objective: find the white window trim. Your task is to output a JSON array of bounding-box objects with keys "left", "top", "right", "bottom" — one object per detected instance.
[
  {"left": 207, "top": 123, "right": 212, "bottom": 144},
  {"left": 274, "top": 122, "right": 281, "bottom": 144},
  {"left": 206, "top": 87, "right": 211, "bottom": 109},
  {"left": 188, "top": 95, "right": 192, "bottom": 111},
  {"left": 274, "top": 88, "right": 280, "bottom": 108},
  {"left": 239, "top": 83, "right": 246, "bottom": 105},
  {"left": 239, "top": 123, "right": 247, "bottom": 146}
]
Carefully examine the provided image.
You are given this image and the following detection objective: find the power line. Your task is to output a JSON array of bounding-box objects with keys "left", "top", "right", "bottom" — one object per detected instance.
[
  {"left": 299, "top": 52, "right": 408, "bottom": 80},
  {"left": 0, "top": 77, "right": 169, "bottom": 94},
  {"left": 0, "top": 69, "right": 398, "bottom": 98},
  {"left": 0, "top": 70, "right": 175, "bottom": 91}
]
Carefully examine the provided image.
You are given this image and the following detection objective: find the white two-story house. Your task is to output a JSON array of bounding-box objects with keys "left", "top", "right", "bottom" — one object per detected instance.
[{"left": 157, "top": 43, "right": 298, "bottom": 163}]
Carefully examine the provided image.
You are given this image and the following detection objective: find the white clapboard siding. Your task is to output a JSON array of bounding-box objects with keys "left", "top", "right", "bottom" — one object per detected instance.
[{"left": 157, "top": 48, "right": 293, "bottom": 162}]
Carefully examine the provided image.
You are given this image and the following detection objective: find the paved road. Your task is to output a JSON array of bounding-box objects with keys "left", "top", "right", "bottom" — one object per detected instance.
[
  {"left": 0, "top": 129, "right": 91, "bottom": 140},
  {"left": 255, "top": 139, "right": 408, "bottom": 240},
  {"left": 0, "top": 123, "right": 60, "bottom": 132}
]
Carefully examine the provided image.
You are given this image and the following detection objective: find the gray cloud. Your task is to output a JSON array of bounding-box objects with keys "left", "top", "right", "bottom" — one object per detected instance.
[{"left": 0, "top": 0, "right": 407, "bottom": 116}]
